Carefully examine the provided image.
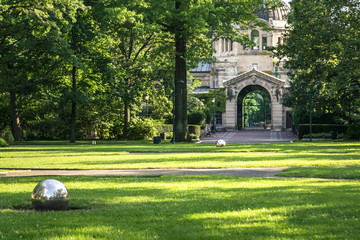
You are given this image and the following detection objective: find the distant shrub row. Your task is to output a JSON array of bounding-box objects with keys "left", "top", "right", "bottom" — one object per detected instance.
[{"left": 298, "top": 124, "right": 350, "bottom": 140}]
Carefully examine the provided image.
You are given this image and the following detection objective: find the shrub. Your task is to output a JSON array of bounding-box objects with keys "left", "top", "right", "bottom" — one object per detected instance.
[
  {"left": 346, "top": 125, "right": 360, "bottom": 140},
  {"left": 0, "top": 137, "right": 8, "bottom": 147},
  {"left": 25, "top": 131, "right": 39, "bottom": 141},
  {"left": 188, "top": 111, "right": 206, "bottom": 126},
  {"left": 188, "top": 125, "right": 201, "bottom": 139},
  {"left": 153, "top": 124, "right": 173, "bottom": 134},
  {"left": 298, "top": 124, "right": 347, "bottom": 139},
  {"left": 1, "top": 126, "right": 14, "bottom": 144},
  {"left": 110, "top": 123, "right": 123, "bottom": 139},
  {"left": 129, "top": 118, "right": 157, "bottom": 140}
]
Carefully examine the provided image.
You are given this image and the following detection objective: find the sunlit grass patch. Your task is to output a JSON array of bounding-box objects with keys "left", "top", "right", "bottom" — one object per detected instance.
[
  {"left": 0, "top": 141, "right": 359, "bottom": 170},
  {"left": 0, "top": 175, "right": 359, "bottom": 239}
]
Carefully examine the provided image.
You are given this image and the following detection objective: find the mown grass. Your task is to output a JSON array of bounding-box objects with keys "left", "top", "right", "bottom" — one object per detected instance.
[
  {"left": 0, "top": 141, "right": 359, "bottom": 169},
  {"left": 1, "top": 175, "right": 360, "bottom": 239},
  {"left": 277, "top": 165, "right": 360, "bottom": 179}
]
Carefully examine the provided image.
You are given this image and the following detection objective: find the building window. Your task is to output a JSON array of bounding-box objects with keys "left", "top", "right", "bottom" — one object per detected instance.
[
  {"left": 251, "top": 30, "right": 259, "bottom": 50},
  {"left": 262, "top": 36, "right": 267, "bottom": 50},
  {"left": 229, "top": 40, "right": 233, "bottom": 51}
]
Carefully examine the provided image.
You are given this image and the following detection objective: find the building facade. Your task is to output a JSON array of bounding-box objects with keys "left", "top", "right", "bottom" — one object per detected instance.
[{"left": 191, "top": 1, "right": 292, "bottom": 131}]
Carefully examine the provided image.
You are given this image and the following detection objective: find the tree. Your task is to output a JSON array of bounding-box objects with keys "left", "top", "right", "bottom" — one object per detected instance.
[
  {"left": 275, "top": 0, "right": 360, "bottom": 126},
  {"left": 0, "top": 0, "right": 85, "bottom": 140},
  {"left": 98, "top": 0, "right": 171, "bottom": 139},
  {"left": 145, "top": 0, "right": 284, "bottom": 141}
]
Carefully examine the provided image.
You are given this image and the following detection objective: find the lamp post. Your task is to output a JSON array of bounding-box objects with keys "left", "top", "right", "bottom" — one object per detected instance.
[
  {"left": 144, "top": 95, "right": 149, "bottom": 118},
  {"left": 212, "top": 98, "right": 216, "bottom": 133},
  {"left": 172, "top": 89, "right": 175, "bottom": 144},
  {"left": 301, "top": 81, "right": 321, "bottom": 142}
]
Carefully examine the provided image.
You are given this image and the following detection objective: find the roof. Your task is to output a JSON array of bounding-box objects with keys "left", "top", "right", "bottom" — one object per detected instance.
[
  {"left": 256, "top": 1, "right": 290, "bottom": 21},
  {"left": 189, "top": 62, "right": 212, "bottom": 73}
]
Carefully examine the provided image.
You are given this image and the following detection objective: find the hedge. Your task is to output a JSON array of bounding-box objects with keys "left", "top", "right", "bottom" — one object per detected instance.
[
  {"left": 154, "top": 124, "right": 201, "bottom": 139},
  {"left": 298, "top": 124, "right": 347, "bottom": 139},
  {"left": 154, "top": 124, "right": 173, "bottom": 134},
  {"left": 188, "top": 125, "right": 201, "bottom": 139}
]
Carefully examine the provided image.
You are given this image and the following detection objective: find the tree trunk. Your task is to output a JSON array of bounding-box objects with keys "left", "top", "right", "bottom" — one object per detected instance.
[
  {"left": 123, "top": 100, "right": 130, "bottom": 139},
  {"left": 9, "top": 90, "right": 22, "bottom": 141},
  {"left": 70, "top": 66, "right": 77, "bottom": 143},
  {"left": 174, "top": 2, "right": 188, "bottom": 142}
]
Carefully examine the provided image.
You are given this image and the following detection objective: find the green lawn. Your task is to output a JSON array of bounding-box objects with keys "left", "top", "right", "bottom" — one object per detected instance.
[
  {"left": 0, "top": 141, "right": 359, "bottom": 169},
  {"left": 1, "top": 141, "right": 360, "bottom": 239},
  {"left": 1, "top": 175, "right": 360, "bottom": 239}
]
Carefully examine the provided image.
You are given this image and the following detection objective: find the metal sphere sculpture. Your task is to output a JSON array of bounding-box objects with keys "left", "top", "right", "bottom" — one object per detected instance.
[
  {"left": 215, "top": 139, "right": 226, "bottom": 147},
  {"left": 32, "top": 179, "right": 69, "bottom": 211}
]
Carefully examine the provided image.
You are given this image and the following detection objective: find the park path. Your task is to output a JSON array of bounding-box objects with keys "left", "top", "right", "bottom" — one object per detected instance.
[
  {"left": 0, "top": 167, "right": 288, "bottom": 178},
  {"left": 200, "top": 129, "right": 297, "bottom": 144}
]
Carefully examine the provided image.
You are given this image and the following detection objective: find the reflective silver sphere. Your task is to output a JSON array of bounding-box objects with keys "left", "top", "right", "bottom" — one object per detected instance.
[
  {"left": 32, "top": 179, "right": 69, "bottom": 210},
  {"left": 216, "top": 139, "right": 226, "bottom": 147}
]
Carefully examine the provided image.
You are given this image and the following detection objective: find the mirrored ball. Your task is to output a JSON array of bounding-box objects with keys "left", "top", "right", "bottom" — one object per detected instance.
[
  {"left": 32, "top": 179, "right": 69, "bottom": 210},
  {"left": 216, "top": 139, "right": 226, "bottom": 147}
]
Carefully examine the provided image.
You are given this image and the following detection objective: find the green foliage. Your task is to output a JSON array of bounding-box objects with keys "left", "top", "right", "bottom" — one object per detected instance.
[
  {"left": 129, "top": 118, "right": 157, "bottom": 140},
  {"left": 298, "top": 124, "right": 347, "bottom": 139},
  {"left": 187, "top": 95, "right": 206, "bottom": 113},
  {"left": 0, "top": 137, "right": 8, "bottom": 147},
  {"left": 1, "top": 126, "right": 14, "bottom": 145},
  {"left": 188, "top": 111, "right": 206, "bottom": 126},
  {"left": 274, "top": 0, "right": 360, "bottom": 127},
  {"left": 154, "top": 124, "right": 173, "bottom": 134},
  {"left": 346, "top": 125, "right": 360, "bottom": 140},
  {"left": 188, "top": 125, "right": 201, "bottom": 139}
]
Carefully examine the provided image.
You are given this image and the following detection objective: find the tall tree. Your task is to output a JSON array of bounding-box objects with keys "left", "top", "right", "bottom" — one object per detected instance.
[
  {"left": 145, "top": 0, "right": 283, "bottom": 141},
  {"left": 98, "top": 0, "right": 171, "bottom": 139},
  {"left": 0, "top": 0, "right": 84, "bottom": 140},
  {"left": 275, "top": 0, "right": 360, "bottom": 126}
]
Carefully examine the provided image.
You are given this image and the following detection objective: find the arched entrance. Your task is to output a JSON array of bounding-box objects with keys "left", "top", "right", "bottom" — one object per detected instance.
[
  {"left": 223, "top": 69, "right": 287, "bottom": 131},
  {"left": 237, "top": 85, "right": 271, "bottom": 130}
]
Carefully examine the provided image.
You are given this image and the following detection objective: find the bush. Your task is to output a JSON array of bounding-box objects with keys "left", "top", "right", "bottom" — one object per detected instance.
[
  {"left": 188, "top": 111, "right": 206, "bottom": 126},
  {"left": 25, "top": 131, "right": 40, "bottom": 141},
  {"left": 129, "top": 118, "right": 157, "bottom": 140},
  {"left": 188, "top": 125, "right": 201, "bottom": 139},
  {"left": 298, "top": 124, "right": 347, "bottom": 139},
  {"left": 153, "top": 124, "right": 173, "bottom": 134},
  {"left": 346, "top": 125, "right": 360, "bottom": 140},
  {"left": 1, "top": 126, "right": 14, "bottom": 145},
  {"left": 0, "top": 137, "right": 8, "bottom": 147}
]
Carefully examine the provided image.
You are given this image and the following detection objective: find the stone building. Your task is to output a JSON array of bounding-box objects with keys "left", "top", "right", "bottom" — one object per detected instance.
[{"left": 190, "top": 1, "right": 292, "bottom": 131}]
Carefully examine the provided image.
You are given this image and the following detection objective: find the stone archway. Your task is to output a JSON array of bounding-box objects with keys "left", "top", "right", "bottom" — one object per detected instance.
[
  {"left": 223, "top": 69, "right": 286, "bottom": 131},
  {"left": 237, "top": 85, "right": 271, "bottom": 130}
]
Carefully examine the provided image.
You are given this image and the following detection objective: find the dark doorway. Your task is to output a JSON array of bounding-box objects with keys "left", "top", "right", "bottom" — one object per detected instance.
[
  {"left": 237, "top": 85, "right": 271, "bottom": 130},
  {"left": 286, "top": 111, "right": 293, "bottom": 129}
]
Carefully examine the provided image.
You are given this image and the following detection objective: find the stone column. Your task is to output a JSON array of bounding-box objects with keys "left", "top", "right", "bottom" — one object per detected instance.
[
  {"left": 225, "top": 99, "right": 237, "bottom": 130},
  {"left": 272, "top": 101, "right": 283, "bottom": 131}
]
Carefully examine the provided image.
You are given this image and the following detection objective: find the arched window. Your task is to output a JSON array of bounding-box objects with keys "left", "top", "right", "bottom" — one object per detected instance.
[{"left": 251, "top": 30, "right": 259, "bottom": 50}]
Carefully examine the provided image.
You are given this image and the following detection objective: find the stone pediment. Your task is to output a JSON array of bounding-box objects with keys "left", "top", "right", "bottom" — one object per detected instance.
[{"left": 223, "top": 68, "right": 285, "bottom": 87}]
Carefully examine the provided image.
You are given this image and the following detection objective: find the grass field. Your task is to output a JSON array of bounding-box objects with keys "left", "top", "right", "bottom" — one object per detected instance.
[
  {"left": 1, "top": 175, "right": 360, "bottom": 239},
  {"left": 0, "top": 140, "right": 359, "bottom": 170},
  {"left": 1, "top": 140, "right": 360, "bottom": 239}
]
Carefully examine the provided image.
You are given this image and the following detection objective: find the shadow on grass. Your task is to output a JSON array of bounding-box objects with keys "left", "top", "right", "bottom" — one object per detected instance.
[{"left": 1, "top": 175, "right": 360, "bottom": 239}]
